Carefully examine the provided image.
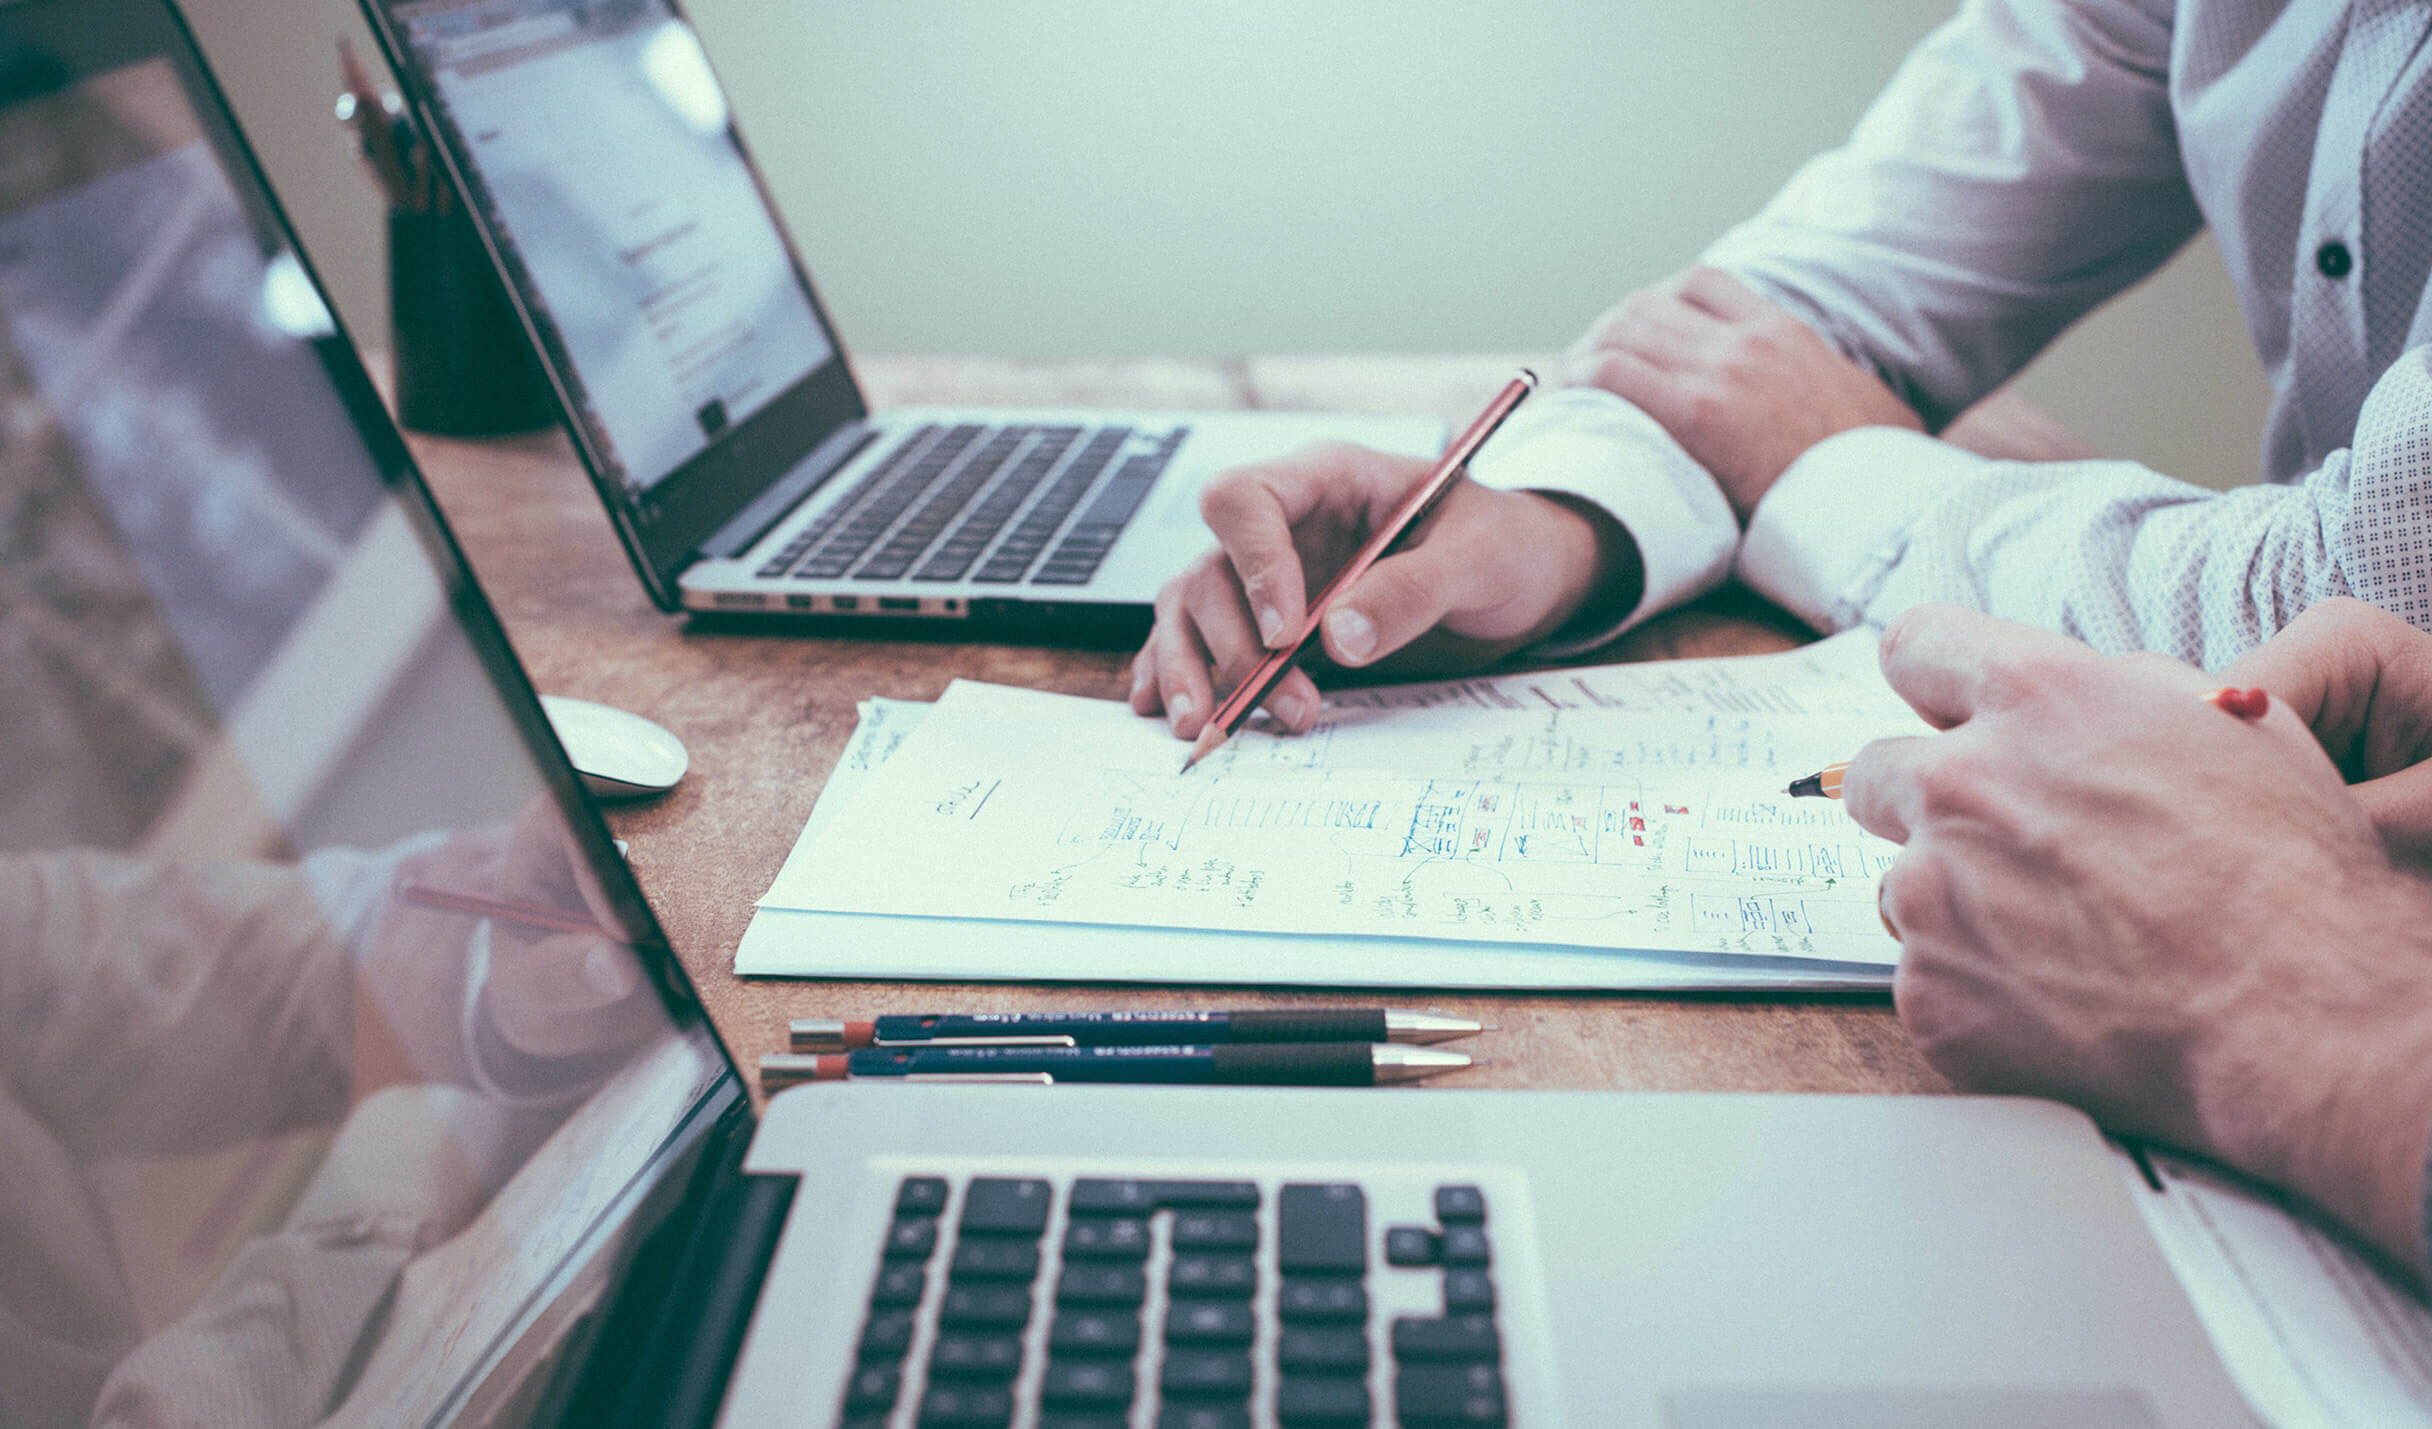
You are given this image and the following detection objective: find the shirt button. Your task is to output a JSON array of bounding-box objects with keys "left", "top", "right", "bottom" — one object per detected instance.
[{"left": 2316, "top": 240, "right": 2353, "bottom": 279}]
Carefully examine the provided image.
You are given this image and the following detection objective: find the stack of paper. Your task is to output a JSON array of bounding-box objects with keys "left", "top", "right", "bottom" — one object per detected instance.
[{"left": 739, "top": 630, "right": 1929, "bottom": 991}]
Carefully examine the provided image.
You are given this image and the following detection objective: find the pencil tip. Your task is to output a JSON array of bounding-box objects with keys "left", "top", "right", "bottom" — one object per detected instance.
[{"left": 1178, "top": 754, "right": 1198, "bottom": 775}]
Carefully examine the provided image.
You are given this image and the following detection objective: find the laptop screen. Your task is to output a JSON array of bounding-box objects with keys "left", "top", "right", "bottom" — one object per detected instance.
[
  {"left": 369, "top": 0, "right": 867, "bottom": 599},
  {"left": 0, "top": 3, "right": 735, "bottom": 1423}
]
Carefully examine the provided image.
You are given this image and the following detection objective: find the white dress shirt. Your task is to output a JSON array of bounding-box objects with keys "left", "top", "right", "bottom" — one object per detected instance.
[{"left": 1470, "top": 0, "right": 2432, "bottom": 669}]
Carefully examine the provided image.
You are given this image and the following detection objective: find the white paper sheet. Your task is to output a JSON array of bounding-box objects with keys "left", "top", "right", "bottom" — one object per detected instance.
[
  {"left": 743, "top": 633, "right": 1918, "bottom": 984},
  {"left": 2129, "top": 1151, "right": 2432, "bottom": 1427}
]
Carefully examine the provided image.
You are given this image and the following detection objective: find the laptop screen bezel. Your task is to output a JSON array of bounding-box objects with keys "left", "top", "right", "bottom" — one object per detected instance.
[
  {"left": 0, "top": 0, "right": 757, "bottom": 1416},
  {"left": 355, "top": 0, "right": 871, "bottom": 610}
]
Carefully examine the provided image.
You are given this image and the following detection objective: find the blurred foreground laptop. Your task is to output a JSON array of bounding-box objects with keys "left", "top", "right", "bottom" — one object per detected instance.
[
  {"left": 0, "top": 1, "right": 2253, "bottom": 1423},
  {"left": 354, "top": 0, "right": 1444, "bottom": 634}
]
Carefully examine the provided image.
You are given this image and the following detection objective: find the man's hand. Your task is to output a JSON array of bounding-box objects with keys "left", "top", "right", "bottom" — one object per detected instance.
[
  {"left": 1841, "top": 604, "right": 2432, "bottom": 1277},
  {"left": 2220, "top": 596, "right": 2432, "bottom": 865},
  {"left": 1131, "top": 441, "right": 1627, "bottom": 739},
  {"left": 1565, "top": 266, "right": 1921, "bottom": 520},
  {"left": 366, "top": 800, "right": 661, "bottom": 1086}
]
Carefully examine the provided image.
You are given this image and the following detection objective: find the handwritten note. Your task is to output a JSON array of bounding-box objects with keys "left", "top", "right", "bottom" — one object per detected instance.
[{"left": 761, "top": 632, "right": 1922, "bottom": 967}]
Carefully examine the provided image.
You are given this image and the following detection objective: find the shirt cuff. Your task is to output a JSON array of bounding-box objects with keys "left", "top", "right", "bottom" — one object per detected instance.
[
  {"left": 1739, "top": 426, "right": 1995, "bottom": 632},
  {"left": 1464, "top": 385, "right": 1738, "bottom": 657}
]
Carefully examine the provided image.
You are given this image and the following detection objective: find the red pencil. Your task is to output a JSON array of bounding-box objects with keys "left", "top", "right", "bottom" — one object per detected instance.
[
  {"left": 393, "top": 878, "right": 627, "bottom": 940},
  {"left": 1181, "top": 370, "right": 1539, "bottom": 772}
]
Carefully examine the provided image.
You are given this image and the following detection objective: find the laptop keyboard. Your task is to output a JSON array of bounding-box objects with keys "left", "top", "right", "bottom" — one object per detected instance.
[
  {"left": 838, "top": 1173, "right": 1512, "bottom": 1427},
  {"left": 756, "top": 422, "right": 1187, "bottom": 590}
]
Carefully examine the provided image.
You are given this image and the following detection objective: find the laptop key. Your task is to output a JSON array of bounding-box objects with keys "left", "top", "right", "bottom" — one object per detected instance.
[
  {"left": 1277, "top": 1326, "right": 1370, "bottom": 1372},
  {"left": 1167, "top": 1254, "right": 1256, "bottom": 1298},
  {"left": 960, "top": 1177, "right": 1052, "bottom": 1237},
  {"left": 1434, "top": 1185, "right": 1487, "bottom": 1223},
  {"left": 1040, "top": 1359, "right": 1136, "bottom": 1408},
  {"left": 1156, "top": 1407, "right": 1249, "bottom": 1429},
  {"left": 951, "top": 1239, "right": 1040, "bottom": 1280},
  {"left": 1277, "top": 1277, "right": 1366, "bottom": 1322},
  {"left": 1386, "top": 1226, "right": 1440, "bottom": 1266},
  {"left": 1066, "top": 1178, "right": 1258, "bottom": 1215},
  {"left": 1040, "top": 1417, "right": 1129, "bottom": 1429},
  {"left": 1056, "top": 1263, "right": 1147, "bottom": 1306},
  {"left": 1164, "top": 1299, "right": 1254, "bottom": 1345},
  {"left": 1391, "top": 1315, "right": 1500, "bottom": 1362},
  {"left": 1160, "top": 1348, "right": 1253, "bottom": 1397},
  {"left": 917, "top": 1382, "right": 1014, "bottom": 1428},
  {"left": 1060, "top": 1215, "right": 1149, "bottom": 1259},
  {"left": 1394, "top": 1362, "right": 1508, "bottom": 1426},
  {"left": 939, "top": 1284, "right": 1034, "bottom": 1328},
  {"left": 928, "top": 1331, "right": 1024, "bottom": 1381},
  {"left": 1440, "top": 1224, "right": 1491, "bottom": 1268},
  {"left": 1278, "top": 1183, "right": 1368, "bottom": 1275},
  {"left": 1049, "top": 1310, "right": 1142, "bottom": 1356},
  {"left": 859, "top": 1309, "right": 915, "bottom": 1359},
  {"left": 1275, "top": 1375, "right": 1371, "bottom": 1424},
  {"left": 896, "top": 1177, "right": 950, "bottom": 1216},
  {"left": 884, "top": 1217, "right": 938, "bottom": 1259},
  {"left": 842, "top": 1361, "right": 900, "bottom": 1411},
  {"left": 869, "top": 1261, "right": 926, "bottom": 1306},
  {"left": 1442, "top": 1267, "right": 1496, "bottom": 1314},
  {"left": 1170, "top": 1209, "right": 1258, "bottom": 1251}
]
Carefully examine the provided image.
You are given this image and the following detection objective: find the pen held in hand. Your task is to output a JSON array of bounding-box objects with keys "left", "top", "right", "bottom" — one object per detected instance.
[
  {"left": 1784, "top": 685, "right": 2276, "bottom": 799},
  {"left": 1181, "top": 370, "right": 1540, "bottom": 773}
]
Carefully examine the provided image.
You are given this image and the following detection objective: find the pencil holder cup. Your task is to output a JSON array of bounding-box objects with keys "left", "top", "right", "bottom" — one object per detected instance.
[{"left": 388, "top": 205, "right": 554, "bottom": 438}]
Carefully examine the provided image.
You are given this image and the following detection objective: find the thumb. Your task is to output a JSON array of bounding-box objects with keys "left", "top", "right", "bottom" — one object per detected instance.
[
  {"left": 2353, "top": 764, "right": 2432, "bottom": 865},
  {"left": 1321, "top": 542, "right": 1473, "bottom": 667}
]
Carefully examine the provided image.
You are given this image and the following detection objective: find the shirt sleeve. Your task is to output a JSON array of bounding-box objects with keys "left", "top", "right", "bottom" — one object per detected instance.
[
  {"left": 1700, "top": 0, "right": 2201, "bottom": 430},
  {"left": 1463, "top": 385, "right": 1739, "bottom": 657},
  {"left": 1740, "top": 345, "right": 2432, "bottom": 666}
]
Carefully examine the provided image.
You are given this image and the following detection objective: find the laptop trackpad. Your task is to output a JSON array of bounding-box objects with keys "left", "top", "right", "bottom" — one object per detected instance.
[{"left": 1664, "top": 1386, "right": 2162, "bottom": 1428}]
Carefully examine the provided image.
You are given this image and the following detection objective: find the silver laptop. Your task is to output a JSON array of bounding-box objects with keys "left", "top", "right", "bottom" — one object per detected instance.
[
  {"left": 1, "top": 3, "right": 2251, "bottom": 1423},
  {"left": 355, "top": 0, "right": 1443, "bottom": 635}
]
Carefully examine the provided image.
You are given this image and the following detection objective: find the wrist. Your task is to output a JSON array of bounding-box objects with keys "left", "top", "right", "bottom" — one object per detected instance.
[
  {"left": 2194, "top": 870, "right": 2432, "bottom": 1275},
  {"left": 1517, "top": 491, "right": 1643, "bottom": 648}
]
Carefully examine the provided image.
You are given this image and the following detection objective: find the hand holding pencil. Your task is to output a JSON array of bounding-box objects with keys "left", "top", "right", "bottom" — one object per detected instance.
[{"left": 1133, "top": 374, "right": 1629, "bottom": 749}]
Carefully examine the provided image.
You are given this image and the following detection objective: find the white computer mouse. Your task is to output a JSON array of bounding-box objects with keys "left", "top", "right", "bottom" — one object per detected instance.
[{"left": 539, "top": 695, "right": 689, "bottom": 800}]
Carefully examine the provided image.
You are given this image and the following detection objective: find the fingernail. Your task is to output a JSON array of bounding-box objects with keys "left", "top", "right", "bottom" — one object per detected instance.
[
  {"left": 1326, "top": 607, "right": 1376, "bottom": 663},
  {"left": 1167, "top": 693, "right": 1196, "bottom": 728},
  {"left": 1257, "top": 605, "right": 1286, "bottom": 646},
  {"left": 1271, "top": 691, "right": 1311, "bottom": 726}
]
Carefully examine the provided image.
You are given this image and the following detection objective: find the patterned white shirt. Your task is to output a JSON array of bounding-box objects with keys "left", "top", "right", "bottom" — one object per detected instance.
[{"left": 1471, "top": 0, "right": 2432, "bottom": 669}]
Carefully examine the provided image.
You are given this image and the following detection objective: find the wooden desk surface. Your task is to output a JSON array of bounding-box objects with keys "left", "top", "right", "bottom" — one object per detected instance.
[{"left": 407, "top": 355, "right": 1950, "bottom": 1100}]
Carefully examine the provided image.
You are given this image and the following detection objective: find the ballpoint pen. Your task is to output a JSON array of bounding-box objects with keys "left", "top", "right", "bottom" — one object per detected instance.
[
  {"left": 788, "top": 1008, "right": 1483, "bottom": 1050},
  {"left": 757, "top": 1042, "right": 1472, "bottom": 1087},
  {"left": 1181, "top": 370, "right": 1538, "bottom": 772}
]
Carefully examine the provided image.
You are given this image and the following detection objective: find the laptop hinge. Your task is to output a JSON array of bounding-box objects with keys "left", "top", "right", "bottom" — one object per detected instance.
[{"left": 696, "top": 420, "right": 881, "bottom": 561}]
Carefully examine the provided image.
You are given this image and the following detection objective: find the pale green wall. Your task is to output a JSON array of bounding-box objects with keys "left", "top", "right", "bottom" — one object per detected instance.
[{"left": 186, "top": 0, "right": 2272, "bottom": 489}]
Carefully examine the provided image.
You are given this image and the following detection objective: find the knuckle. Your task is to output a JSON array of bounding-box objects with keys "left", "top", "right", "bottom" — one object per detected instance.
[
  {"left": 1675, "top": 382, "right": 1728, "bottom": 431},
  {"left": 1196, "top": 476, "right": 1262, "bottom": 528},
  {"left": 1910, "top": 751, "right": 1993, "bottom": 822},
  {"left": 1976, "top": 651, "right": 2076, "bottom": 712}
]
